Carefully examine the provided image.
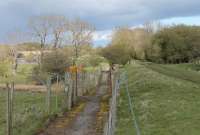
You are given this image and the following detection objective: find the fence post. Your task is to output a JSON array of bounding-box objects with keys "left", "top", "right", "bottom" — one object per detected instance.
[
  {"left": 108, "top": 67, "right": 112, "bottom": 95},
  {"left": 75, "top": 69, "right": 78, "bottom": 102},
  {"left": 6, "top": 82, "right": 14, "bottom": 135},
  {"left": 64, "top": 73, "right": 68, "bottom": 106},
  {"left": 10, "top": 82, "right": 14, "bottom": 135},
  {"left": 69, "top": 73, "right": 73, "bottom": 110},
  {"left": 46, "top": 77, "right": 51, "bottom": 114},
  {"left": 6, "top": 83, "right": 11, "bottom": 135},
  {"left": 55, "top": 74, "right": 59, "bottom": 112},
  {"left": 65, "top": 73, "right": 72, "bottom": 110},
  {"left": 104, "top": 76, "right": 120, "bottom": 135}
]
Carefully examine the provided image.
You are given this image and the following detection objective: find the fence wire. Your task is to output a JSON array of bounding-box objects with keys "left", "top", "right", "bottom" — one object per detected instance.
[
  {"left": 0, "top": 70, "right": 100, "bottom": 135},
  {"left": 0, "top": 89, "right": 6, "bottom": 135},
  {"left": 104, "top": 71, "right": 141, "bottom": 135},
  {"left": 104, "top": 72, "right": 120, "bottom": 135},
  {"left": 123, "top": 72, "right": 141, "bottom": 135}
]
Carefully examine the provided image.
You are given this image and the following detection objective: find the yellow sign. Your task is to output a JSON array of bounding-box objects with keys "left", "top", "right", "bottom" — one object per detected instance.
[
  {"left": 69, "top": 66, "right": 77, "bottom": 73},
  {"left": 67, "top": 65, "right": 84, "bottom": 73}
]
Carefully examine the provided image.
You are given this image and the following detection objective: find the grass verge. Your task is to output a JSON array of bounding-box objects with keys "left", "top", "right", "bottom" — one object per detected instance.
[{"left": 116, "top": 63, "right": 200, "bottom": 135}]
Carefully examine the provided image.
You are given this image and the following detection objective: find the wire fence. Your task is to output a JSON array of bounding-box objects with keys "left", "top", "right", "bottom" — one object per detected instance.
[
  {"left": 103, "top": 71, "right": 120, "bottom": 135},
  {"left": 104, "top": 71, "right": 141, "bottom": 135},
  {"left": 123, "top": 72, "right": 141, "bottom": 135},
  {"left": 0, "top": 70, "right": 100, "bottom": 135}
]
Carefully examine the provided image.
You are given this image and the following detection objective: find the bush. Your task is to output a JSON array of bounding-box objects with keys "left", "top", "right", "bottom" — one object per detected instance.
[
  {"left": 152, "top": 25, "right": 200, "bottom": 63},
  {"left": 31, "top": 49, "right": 71, "bottom": 84},
  {"left": 41, "top": 49, "right": 71, "bottom": 74},
  {"left": 77, "top": 54, "right": 107, "bottom": 67},
  {"left": 100, "top": 43, "right": 133, "bottom": 65}
]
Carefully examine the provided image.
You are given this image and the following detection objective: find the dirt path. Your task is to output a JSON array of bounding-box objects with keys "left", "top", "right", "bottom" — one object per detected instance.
[{"left": 38, "top": 72, "right": 108, "bottom": 135}]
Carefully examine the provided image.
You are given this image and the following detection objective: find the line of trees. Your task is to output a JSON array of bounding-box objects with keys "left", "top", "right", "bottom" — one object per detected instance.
[
  {"left": 0, "top": 14, "right": 110, "bottom": 98},
  {"left": 152, "top": 25, "right": 200, "bottom": 63},
  {"left": 101, "top": 23, "right": 200, "bottom": 65},
  {"left": 28, "top": 15, "right": 95, "bottom": 66},
  {"left": 0, "top": 15, "right": 99, "bottom": 76}
]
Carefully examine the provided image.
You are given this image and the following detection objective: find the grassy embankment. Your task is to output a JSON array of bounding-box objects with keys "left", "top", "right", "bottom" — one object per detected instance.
[{"left": 116, "top": 63, "right": 200, "bottom": 135}]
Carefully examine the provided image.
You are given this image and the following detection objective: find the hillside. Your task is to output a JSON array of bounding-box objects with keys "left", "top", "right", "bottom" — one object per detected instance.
[{"left": 116, "top": 63, "right": 200, "bottom": 135}]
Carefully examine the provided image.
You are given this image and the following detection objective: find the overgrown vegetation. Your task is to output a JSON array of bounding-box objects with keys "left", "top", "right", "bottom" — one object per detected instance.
[
  {"left": 101, "top": 24, "right": 200, "bottom": 65},
  {"left": 152, "top": 25, "right": 200, "bottom": 63}
]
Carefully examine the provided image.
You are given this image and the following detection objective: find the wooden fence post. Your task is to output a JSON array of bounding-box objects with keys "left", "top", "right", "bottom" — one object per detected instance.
[
  {"left": 55, "top": 74, "right": 59, "bottom": 111},
  {"left": 65, "top": 73, "right": 72, "bottom": 111},
  {"left": 75, "top": 70, "right": 78, "bottom": 101},
  {"left": 108, "top": 67, "right": 112, "bottom": 95},
  {"left": 46, "top": 77, "right": 51, "bottom": 114},
  {"left": 6, "top": 82, "right": 14, "bottom": 135}
]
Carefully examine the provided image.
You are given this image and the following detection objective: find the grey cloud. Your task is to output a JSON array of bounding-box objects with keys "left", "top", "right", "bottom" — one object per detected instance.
[{"left": 0, "top": 0, "right": 200, "bottom": 42}]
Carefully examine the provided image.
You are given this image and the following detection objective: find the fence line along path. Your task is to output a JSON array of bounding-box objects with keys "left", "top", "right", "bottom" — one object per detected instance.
[{"left": 38, "top": 71, "right": 109, "bottom": 135}]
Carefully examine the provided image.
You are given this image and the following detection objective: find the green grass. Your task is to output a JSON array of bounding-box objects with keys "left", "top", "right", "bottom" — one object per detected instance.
[
  {"left": 0, "top": 90, "right": 67, "bottom": 135},
  {"left": 144, "top": 63, "right": 200, "bottom": 84},
  {"left": 165, "top": 63, "right": 200, "bottom": 72},
  {"left": 116, "top": 63, "right": 200, "bottom": 135},
  {"left": 0, "top": 64, "right": 36, "bottom": 84}
]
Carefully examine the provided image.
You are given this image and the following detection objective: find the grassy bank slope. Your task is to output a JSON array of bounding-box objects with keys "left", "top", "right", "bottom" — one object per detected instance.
[
  {"left": 145, "top": 63, "right": 200, "bottom": 84},
  {"left": 116, "top": 63, "right": 200, "bottom": 135}
]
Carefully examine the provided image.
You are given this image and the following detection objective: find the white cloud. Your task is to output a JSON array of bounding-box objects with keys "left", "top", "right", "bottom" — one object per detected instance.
[
  {"left": 93, "top": 30, "right": 112, "bottom": 41},
  {"left": 92, "top": 30, "right": 112, "bottom": 46}
]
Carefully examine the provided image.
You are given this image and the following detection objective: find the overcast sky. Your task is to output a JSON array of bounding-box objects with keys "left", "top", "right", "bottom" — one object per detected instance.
[{"left": 1, "top": 0, "right": 200, "bottom": 46}]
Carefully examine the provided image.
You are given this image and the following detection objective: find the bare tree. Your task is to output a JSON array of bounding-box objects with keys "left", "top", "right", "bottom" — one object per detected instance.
[
  {"left": 8, "top": 47, "right": 18, "bottom": 75},
  {"left": 111, "top": 27, "right": 136, "bottom": 59},
  {"left": 68, "top": 18, "right": 95, "bottom": 60},
  {"left": 143, "top": 21, "right": 154, "bottom": 34},
  {"left": 28, "top": 15, "right": 52, "bottom": 65},
  {"left": 0, "top": 46, "right": 9, "bottom": 61},
  {"left": 6, "top": 30, "right": 26, "bottom": 75},
  {"left": 143, "top": 21, "right": 163, "bottom": 60},
  {"left": 50, "top": 15, "right": 68, "bottom": 48},
  {"left": 67, "top": 18, "right": 94, "bottom": 105},
  {"left": 6, "top": 29, "right": 29, "bottom": 45},
  {"left": 143, "top": 21, "right": 163, "bottom": 34}
]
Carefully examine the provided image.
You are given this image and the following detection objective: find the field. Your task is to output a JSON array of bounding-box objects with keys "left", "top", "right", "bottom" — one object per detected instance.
[
  {"left": 0, "top": 90, "right": 66, "bottom": 135},
  {"left": 116, "top": 63, "right": 200, "bottom": 135},
  {"left": 0, "top": 63, "right": 99, "bottom": 135},
  {"left": 0, "top": 64, "right": 36, "bottom": 84}
]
